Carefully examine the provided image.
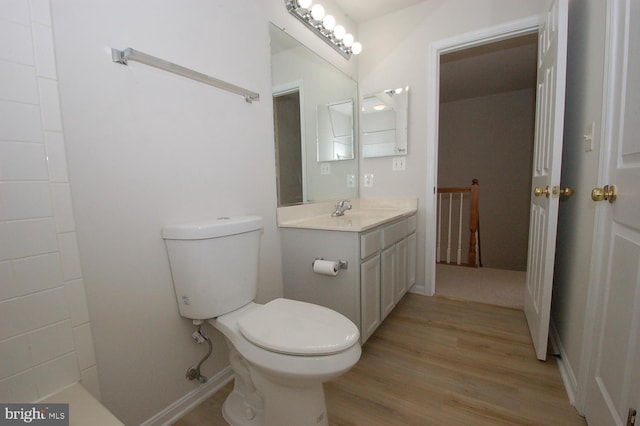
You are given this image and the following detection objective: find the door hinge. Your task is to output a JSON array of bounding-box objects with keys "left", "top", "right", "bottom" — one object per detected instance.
[{"left": 628, "top": 408, "right": 637, "bottom": 426}]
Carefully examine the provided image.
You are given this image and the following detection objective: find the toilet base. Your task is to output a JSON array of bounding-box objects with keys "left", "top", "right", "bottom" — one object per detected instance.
[
  {"left": 222, "top": 388, "right": 264, "bottom": 426},
  {"left": 250, "top": 368, "right": 329, "bottom": 426},
  {"left": 223, "top": 344, "right": 264, "bottom": 425}
]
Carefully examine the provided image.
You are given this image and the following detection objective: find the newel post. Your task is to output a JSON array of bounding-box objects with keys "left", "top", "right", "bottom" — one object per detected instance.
[{"left": 468, "top": 179, "right": 480, "bottom": 267}]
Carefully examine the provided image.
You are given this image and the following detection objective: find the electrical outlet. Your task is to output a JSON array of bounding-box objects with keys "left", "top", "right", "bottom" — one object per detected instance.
[
  {"left": 320, "top": 163, "right": 331, "bottom": 175},
  {"left": 363, "top": 173, "right": 374, "bottom": 187},
  {"left": 392, "top": 156, "right": 406, "bottom": 171},
  {"left": 346, "top": 174, "right": 356, "bottom": 188}
]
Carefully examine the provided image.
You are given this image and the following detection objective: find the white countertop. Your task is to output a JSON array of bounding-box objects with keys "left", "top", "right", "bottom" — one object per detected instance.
[{"left": 277, "top": 198, "right": 417, "bottom": 232}]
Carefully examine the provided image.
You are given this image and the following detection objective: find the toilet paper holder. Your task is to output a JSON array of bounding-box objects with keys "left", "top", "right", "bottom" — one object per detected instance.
[{"left": 312, "top": 258, "right": 348, "bottom": 270}]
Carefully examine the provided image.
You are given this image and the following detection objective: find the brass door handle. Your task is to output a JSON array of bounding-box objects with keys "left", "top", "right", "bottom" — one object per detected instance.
[
  {"left": 534, "top": 186, "right": 550, "bottom": 197},
  {"left": 559, "top": 187, "right": 574, "bottom": 198},
  {"left": 534, "top": 186, "right": 561, "bottom": 198},
  {"left": 591, "top": 185, "right": 617, "bottom": 203}
]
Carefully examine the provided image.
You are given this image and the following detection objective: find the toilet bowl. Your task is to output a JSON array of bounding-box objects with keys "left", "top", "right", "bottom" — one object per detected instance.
[
  {"left": 162, "top": 216, "right": 361, "bottom": 425},
  {"left": 210, "top": 299, "right": 361, "bottom": 425}
]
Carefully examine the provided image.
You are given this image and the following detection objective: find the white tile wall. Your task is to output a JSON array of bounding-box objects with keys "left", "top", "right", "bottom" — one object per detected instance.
[
  {"left": 0, "top": 1, "right": 99, "bottom": 402},
  {"left": 0, "top": 142, "right": 48, "bottom": 181}
]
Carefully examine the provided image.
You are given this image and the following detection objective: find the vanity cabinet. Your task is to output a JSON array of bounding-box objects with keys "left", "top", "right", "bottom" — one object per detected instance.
[
  {"left": 362, "top": 214, "right": 416, "bottom": 341},
  {"left": 281, "top": 213, "right": 417, "bottom": 344}
]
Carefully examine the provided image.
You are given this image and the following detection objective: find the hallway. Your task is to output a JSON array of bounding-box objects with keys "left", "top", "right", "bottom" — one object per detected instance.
[{"left": 435, "top": 264, "right": 526, "bottom": 309}]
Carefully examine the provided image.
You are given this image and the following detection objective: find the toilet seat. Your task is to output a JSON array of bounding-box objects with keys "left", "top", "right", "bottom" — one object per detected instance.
[{"left": 237, "top": 298, "right": 359, "bottom": 356}]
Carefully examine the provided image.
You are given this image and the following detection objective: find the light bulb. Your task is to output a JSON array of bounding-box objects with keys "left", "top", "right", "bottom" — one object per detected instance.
[
  {"left": 333, "top": 25, "right": 345, "bottom": 40},
  {"left": 352, "top": 42, "right": 362, "bottom": 55},
  {"left": 297, "top": 0, "right": 312, "bottom": 9},
  {"left": 311, "top": 4, "right": 325, "bottom": 20},
  {"left": 322, "top": 15, "right": 336, "bottom": 30},
  {"left": 343, "top": 33, "right": 354, "bottom": 47}
]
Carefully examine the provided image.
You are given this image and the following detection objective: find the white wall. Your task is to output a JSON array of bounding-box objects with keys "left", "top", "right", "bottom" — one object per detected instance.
[
  {"left": 0, "top": 0, "right": 98, "bottom": 403},
  {"left": 48, "top": 0, "right": 286, "bottom": 424},
  {"left": 551, "top": 0, "right": 607, "bottom": 409},
  {"left": 357, "top": 0, "right": 549, "bottom": 292}
]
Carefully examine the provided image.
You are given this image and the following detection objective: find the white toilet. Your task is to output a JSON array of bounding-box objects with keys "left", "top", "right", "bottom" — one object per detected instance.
[{"left": 162, "top": 216, "right": 361, "bottom": 426}]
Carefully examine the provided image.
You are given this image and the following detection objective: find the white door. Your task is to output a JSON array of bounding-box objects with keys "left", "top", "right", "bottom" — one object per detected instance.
[
  {"left": 585, "top": 0, "right": 640, "bottom": 424},
  {"left": 524, "top": 0, "right": 569, "bottom": 361}
]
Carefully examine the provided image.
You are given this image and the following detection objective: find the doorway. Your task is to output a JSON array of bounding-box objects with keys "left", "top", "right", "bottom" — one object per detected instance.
[
  {"left": 434, "top": 34, "right": 538, "bottom": 309},
  {"left": 423, "top": 17, "right": 543, "bottom": 299},
  {"left": 273, "top": 89, "right": 304, "bottom": 206}
]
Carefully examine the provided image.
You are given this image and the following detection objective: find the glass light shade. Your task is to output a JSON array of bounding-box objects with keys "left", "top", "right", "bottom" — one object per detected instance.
[
  {"left": 351, "top": 42, "right": 362, "bottom": 55},
  {"left": 311, "top": 4, "right": 325, "bottom": 20},
  {"left": 297, "top": 0, "right": 312, "bottom": 9},
  {"left": 322, "top": 15, "right": 336, "bottom": 30},
  {"left": 343, "top": 33, "right": 354, "bottom": 47},
  {"left": 333, "top": 25, "right": 346, "bottom": 40}
]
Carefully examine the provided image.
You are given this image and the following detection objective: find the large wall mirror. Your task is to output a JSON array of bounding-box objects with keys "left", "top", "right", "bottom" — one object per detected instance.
[
  {"left": 270, "top": 24, "right": 358, "bottom": 206},
  {"left": 361, "top": 87, "right": 409, "bottom": 158}
]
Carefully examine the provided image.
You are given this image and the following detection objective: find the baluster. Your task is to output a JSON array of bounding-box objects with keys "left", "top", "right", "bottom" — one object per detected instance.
[
  {"left": 437, "top": 193, "right": 442, "bottom": 263},
  {"left": 446, "top": 193, "right": 452, "bottom": 264},
  {"left": 468, "top": 179, "right": 480, "bottom": 267},
  {"left": 457, "top": 193, "right": 463, "bottom": 264}
]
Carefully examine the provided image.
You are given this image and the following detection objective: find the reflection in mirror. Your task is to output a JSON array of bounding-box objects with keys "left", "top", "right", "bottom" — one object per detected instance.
[
  {"left": 270, "top": 23, "right": 358, "bottom": 206},
  {"left": 317, "top": 99, "right": 354, "bottom": 162},
  {"left": 361, "top": 87, "right": 409, "bottom": 158},
  {"left": 274, "top": 90, "right": 304, "bottom": 205}
]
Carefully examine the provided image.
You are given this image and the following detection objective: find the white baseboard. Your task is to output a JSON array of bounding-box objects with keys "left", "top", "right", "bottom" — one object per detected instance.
[
  {"left": 549, "top": 320, "right": 578, "bottom": 407},
  {"left": 140, "top": 366, "right": 233, "bottom": 426},
  {"left": 409, "top": 283, "right": 427, "bottom": 295}
]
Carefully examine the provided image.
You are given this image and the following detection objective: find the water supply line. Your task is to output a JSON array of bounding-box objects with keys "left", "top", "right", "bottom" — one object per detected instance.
[{"left": 186, "top": 321, "right": 212, "bottom": 383}]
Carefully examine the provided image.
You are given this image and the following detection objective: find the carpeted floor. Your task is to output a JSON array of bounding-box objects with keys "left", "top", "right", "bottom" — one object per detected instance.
[{"left": 435, "top": 263, "right": 526, "bottom": 309}]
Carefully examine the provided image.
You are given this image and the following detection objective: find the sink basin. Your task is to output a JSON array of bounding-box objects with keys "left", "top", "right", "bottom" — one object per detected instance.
[
  {"left": 277, "top": 199, "right": 418, "bottom": 232},
  {"left": 333, "top": 211, "right": 388, "bottom": 220},
  {"left": 283, "top": 209, "right": 410, "bottom": 232}
]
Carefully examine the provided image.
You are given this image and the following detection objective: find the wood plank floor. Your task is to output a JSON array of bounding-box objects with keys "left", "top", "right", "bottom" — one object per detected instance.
[{"left": 174, "top": 294, "right": 585, "bottom": 425}]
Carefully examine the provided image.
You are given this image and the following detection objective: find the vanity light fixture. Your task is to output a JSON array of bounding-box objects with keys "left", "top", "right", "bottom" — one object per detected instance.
[{"left": 285, "top": 0, "right": 362, "bottom": 59}]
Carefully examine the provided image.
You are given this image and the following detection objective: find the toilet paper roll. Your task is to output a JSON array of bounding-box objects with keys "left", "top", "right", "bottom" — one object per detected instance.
[{"left": 313, "top": 260, "right": 339, "bottom": 276}]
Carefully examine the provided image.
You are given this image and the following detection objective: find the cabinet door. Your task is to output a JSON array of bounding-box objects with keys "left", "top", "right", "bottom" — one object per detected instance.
[
  {"left": 360, "top": 255, "right": 381, "bottom": 343},
  {"left": 395, "top": 238, "right": 407, "bottom": 303},
  {"left": 381, "top": 246, "right": 396, "bottom": 320},
  {"left": 407, "top": 232, "right": 417, "bottom": 288}
]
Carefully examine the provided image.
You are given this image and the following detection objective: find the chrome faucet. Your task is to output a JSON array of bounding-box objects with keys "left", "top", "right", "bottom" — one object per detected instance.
[{"left": 331, "top": 200, "right": 352, "bottom": 217}]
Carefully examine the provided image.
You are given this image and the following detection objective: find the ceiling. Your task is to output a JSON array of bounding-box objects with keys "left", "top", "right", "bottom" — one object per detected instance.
[
  {"left": 440, "top": 33, "right": 539, "bottom": 103},
  {"left": 334, "top": 0, "right": 426, "bottom": 23}
]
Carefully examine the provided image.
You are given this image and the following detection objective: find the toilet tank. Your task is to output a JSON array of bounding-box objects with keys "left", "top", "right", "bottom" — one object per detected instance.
[{"left": 162, "top": 216, "right": 262, "bottom": 320}]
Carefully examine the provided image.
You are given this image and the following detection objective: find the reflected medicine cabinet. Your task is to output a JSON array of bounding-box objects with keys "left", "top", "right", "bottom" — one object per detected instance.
[{"left": 361, "top": 87, "right": 409, "bottom": 158}]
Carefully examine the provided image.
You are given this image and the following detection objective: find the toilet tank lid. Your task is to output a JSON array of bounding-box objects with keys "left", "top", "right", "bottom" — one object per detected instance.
[{"left": 162, "top": 216, "right": 262, "bottom": 240}]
